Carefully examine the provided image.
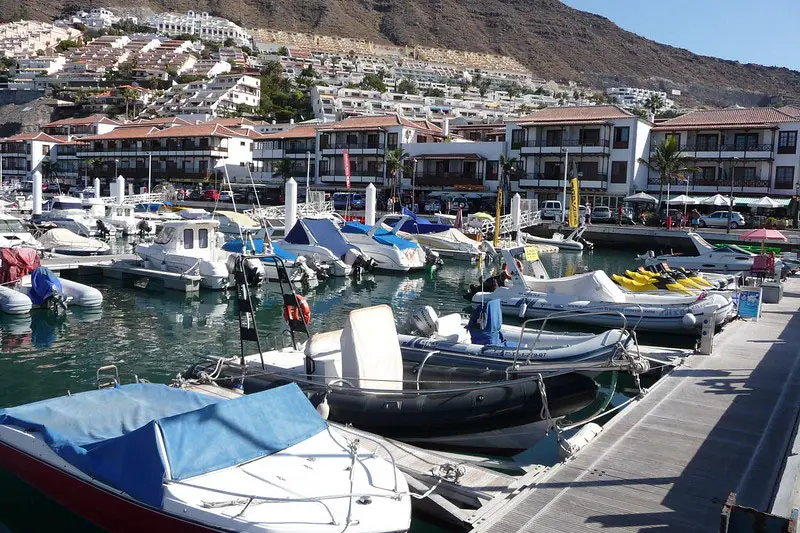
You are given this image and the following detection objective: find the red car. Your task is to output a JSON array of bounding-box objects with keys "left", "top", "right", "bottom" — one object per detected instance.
[{"left": 200, "top": 189, "right": 220, "bottom": 201}]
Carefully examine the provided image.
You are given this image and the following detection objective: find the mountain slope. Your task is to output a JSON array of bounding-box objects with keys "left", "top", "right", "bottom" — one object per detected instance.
[{"left": 7, "top": 0, "right": 800, "bottom": 106}]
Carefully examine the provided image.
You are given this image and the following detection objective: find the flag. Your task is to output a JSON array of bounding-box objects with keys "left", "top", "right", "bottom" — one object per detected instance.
[
  {"left": 568, "top": 178, "right": 579, "bottom": 228},
  {"left": 343, "top": 150, "right": 351, "bottom": 189}
]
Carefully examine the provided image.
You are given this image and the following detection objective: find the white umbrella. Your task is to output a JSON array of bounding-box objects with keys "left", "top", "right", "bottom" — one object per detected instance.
[
  {"left": 668, "top": 194, "right": 697, "bottom": 206},
  {"left": 624, "top": 192, "right": 658, "bottom": 203},
  {"left": 700, "top": 194, "right": 731, "bottom": 207},
  {"left": 752, "top": 196, "right": 781, "bottom": 209}
]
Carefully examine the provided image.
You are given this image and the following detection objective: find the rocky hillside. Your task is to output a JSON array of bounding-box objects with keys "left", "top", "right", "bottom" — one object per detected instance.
[{"left": 6, "top": 0, "right": 800, "bottom": 106}]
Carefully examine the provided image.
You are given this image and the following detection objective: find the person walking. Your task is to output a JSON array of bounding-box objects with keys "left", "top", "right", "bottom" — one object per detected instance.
[
  {"left": 387, "top": 195, "right": 394, "bottom": 214},
  {"left": 585, "top": 202, "right": 592, "bottom": 226},
  {"left": 617, "top": 204, "right": 624, "bottom": 225},
  {"left": 690, "top": 208, "right": 701, "bottom": 230}
]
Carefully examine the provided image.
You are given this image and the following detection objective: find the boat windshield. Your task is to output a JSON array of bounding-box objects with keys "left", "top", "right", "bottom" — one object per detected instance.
[
  {"left": 155, "top": 226, "right": 175, "bottom": 245},
  {"left": 0, "top": 219, "right": 27, "bottom": 233},
  {"left": 715, "top": 245, "right": 754, "bottom": 256}
]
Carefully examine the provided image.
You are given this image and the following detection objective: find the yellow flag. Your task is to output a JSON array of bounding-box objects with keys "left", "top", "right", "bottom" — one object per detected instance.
[{"left": 568, "top": 178, "right": 580, "bottom": 228}]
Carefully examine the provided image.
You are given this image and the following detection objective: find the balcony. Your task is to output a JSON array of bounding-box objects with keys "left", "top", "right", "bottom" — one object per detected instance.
[
  {"left": 413, "top": 171, "right": 483, "bottom": 187},
  {"left": 284, "top": 143, "right": 316, "bottom": 155},
  {"left": 651, "top": 143, "right": 774, "bottom": 159},
  {"left": 320, "top": 142, "right": 384, "bottom": 154},
  {"left": 520, "top": 138, "right": 610, "bottom": 155},
  {"left": 519, "top": 173, "right": 608, "bottom": 190},
  {"left": 77, "top": 144, "right": 228, "bottom": 156},
  {"left": 88, "top": 168, "right": 214, "bottom": 183},
  {"left": 320, "top": 171, "right": 385, "bottom": 186},
  {"left": 646, "top": 174, "right": 771, "bottom": 195}
]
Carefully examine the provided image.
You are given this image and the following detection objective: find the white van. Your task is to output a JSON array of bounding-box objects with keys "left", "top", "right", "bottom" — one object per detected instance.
[{"left": 541, "top": 200, "right": 563, "bottom": 220}]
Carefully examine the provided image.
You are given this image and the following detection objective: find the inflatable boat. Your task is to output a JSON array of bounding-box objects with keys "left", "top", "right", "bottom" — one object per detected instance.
[
  {"left": 472, "top": 247, "right": 735, "bottom": 334},
  {"left": 17, "top": 268, "right": 103, "bottom": 309}
]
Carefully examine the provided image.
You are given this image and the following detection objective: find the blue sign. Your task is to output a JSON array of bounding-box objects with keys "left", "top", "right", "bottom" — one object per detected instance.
[{"left": 738, "top": 289, "right": 762, "bottom": 320}]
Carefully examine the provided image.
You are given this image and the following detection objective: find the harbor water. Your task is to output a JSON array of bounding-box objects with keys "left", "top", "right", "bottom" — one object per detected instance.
[{"left": 0, "top": 248, "right": 657, "bottom": 532}]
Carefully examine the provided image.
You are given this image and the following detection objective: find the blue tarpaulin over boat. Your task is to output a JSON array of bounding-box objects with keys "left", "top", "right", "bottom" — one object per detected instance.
[
  {"left": 28, "top": 267, "right": 62, "bottom": 305},
  {"left": 391, "top": 209, "right": 451, "bottom": 234},
  {"left": 303, "top": 218, "right": 356, "bottom": 258},
  {"left": 466, "top": 299, "right": 505, "bottom": 345},
  {"left": 222, "top": 238, "right": 297, "bottom": 261},
  {"left": 0, "top": 383, "right": 326, "bottom": 508},
  {"left": 341, "top": 222, "right": 418, "bottom": 251}
]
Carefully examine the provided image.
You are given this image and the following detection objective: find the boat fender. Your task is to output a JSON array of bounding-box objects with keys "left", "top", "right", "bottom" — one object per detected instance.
[
  {"left": 682, "top": 312, "right": 697, "bottom": 329},
  {"left": 408, "top": 306, "right": 438, "bottom": 336},
  {"left": 515, "top": 258, "right": 524, "bottom": 274},
  {"left": 284, "top": 294, "right": 311, "bottom": 325},
  {"left": 518, "top": 298, "right": 528, "bottom": 318},
  {"left": 558, "top": 422, "right": 602, "bottom": 460},
  {"left": 315, "top": 395, "right": 330, "bottom": 420}
]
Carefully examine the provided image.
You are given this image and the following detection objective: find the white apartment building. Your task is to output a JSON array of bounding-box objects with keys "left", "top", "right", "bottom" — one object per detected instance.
[
  {"left": 506, "top": 105, "right": 653, "bottom": 208},
  {"left": 146, "top": 12, "right": 251, "bottom": 46},
  {"left": 645, "top": 107, "right": 800, "bottom": 199},
  {"left": 0, "top": 22, "right": 81, "bottom": 58},
  {"left": 0, "top": 132, "right": 63, "bottom": 182},
  {"left": 15, "top": 56, "right": 66, "bottom": 77},
  {"left": 146, "top": 74, "right": 261, "bottom": 118},
  {"left": 606, "top": 87, "right": 675, "bottom": 110}
]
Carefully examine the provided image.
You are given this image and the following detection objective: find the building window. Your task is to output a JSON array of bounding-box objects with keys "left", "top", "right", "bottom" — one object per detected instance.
[
  {"left": 778, "top": 131, "right": 797, "bottom": 154},
  {"left": 665, "top": 133, "right": 681, "bottom": 147},
  {"left": 613, "top": 127, "right": 629, "bottom": 149},
  {"left": 695, "top": 134, "right": 718, "bottom": 151},
  {"left": 510, "top": 129, "right": 525, "bottom": 150},
  {"left": 486, "top": 160, "right": 499, "bottom": 181},
  {"left": 695, "top": 166, "right": 717, "bottom": 184},
  {"left": 545, "top": 130, "right": 563, "bottom": 147},
  {"left": 775, "top": 166, "right": 795, "bottom": 189},
  {"left": 543, "top": 161, "right": 562, "bottom": 179},
  {"left": 733, "top": 167, "right": 757, "bottom": 182},
  {"left": 346, "top": 134, "right": 358, "bottom": 146},
  {"left": 387, "top": 132, "right": 398, "bottom": 149},
  {"left": 734, "top": 133, "right": 759, "bottom": 150},
  {"left": 576, "top": 161, "right": 597, "bottom": 179},
  {"left": 42, "top": 145, "right": 50, "bottom": 156},
  {"left": 610, "top": 161, "right": 627, "bottom": 183},
  {"left": 579, "top": 129, "right": 600, "bottom": 146}
]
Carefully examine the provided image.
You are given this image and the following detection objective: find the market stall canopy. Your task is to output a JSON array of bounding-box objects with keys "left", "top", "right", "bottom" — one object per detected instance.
[
  {"left": 700, "top": 194, "right": 732, "bottom": 207},
  {"left": 751, "top": 196, "right": 782, "bottom": 209},
  {"left": 668, "top": 195, "right": 697, "bottom": 206},
  {"left": 623, "top": 192, "right": 657, "bottom": 203}
]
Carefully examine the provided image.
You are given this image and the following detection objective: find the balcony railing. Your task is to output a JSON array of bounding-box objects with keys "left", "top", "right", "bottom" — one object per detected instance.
[
  {"left": 413, "top": 172, "right": 482, "bottom": 187},
  {"left": 520, "top": 173, "right": 608, "bottom": 189},
  {"left": 524, "top": 138, "right": 610, "bottom": 148},
  {"left": 88, "top": 168, "right": 213, "bottom": 182},
  {"left": 652, "top": 143, "right": 774, "bottom": 153},
  {"left": 284, "top": 144, "right": 316, "bottom": 154},
  {"left": 647, "top": 175, "right": 770, "bottom": 189},
  {"left": 321, "top": 170, "right": 384, "bottom": 178},
  {"left": 321, "top": 142, "right": 384, "bottom": 150},
  {"left": 78, "top": 144, "right": 227, "bottom": 154}
]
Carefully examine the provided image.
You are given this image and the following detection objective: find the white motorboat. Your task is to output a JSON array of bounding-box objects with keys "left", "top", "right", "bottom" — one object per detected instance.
[
  {"left": 84, "top": 199, "right": 150, "bottom": 236},
  {"left": 340, "top": 217, "right": 427, "bottom": 272},
  {"left": 642, "top": 232, "right": 783, "bottom": 276},
  {"left": 38, "top": 228, "right": 110, "bottom": 255},
  {"left": 38, "top": 196, "right": 116, "bottom": 238},
  {"left": 473, "top": 247, "right": 735, "bottom": 334},
  {"left": 176, "top": 208, "right": 211, "bottom": 220},
  {"left": 222, "top": 232, "right": 321, "bottom": 285},
  {"left": 520, "top": 226, "right": 593, "bottom": 251},
  {"left": 214, "top": 210, "right": 261, "bottom": 235},
  {"left": 0, "top": 382, "right": 411, "bottom": 533},
  {"left": 383, "top": 213, "right": 481, "bottom": 261},
  {"left": 278, "top": 218, "right": 374, "bottom": 277},
  {"left": 133, "top": 202, "right": 182, "bottom": 232},
  {"left": 0, "top": 211, "right": 40, "bottom": 249},
  {"left": 136, "top": 219, "right": 265, "bottom": 290}
]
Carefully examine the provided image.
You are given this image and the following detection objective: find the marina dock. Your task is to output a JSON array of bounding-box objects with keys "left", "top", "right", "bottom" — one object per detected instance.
[{"left": 470, "top": 277, "right": 800, "bottom": 533}]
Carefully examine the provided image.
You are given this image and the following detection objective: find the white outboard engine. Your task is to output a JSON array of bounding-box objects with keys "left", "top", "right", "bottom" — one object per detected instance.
[
  {"left": 406, "top": 306, "right": 438, "bottom": 336},
  {"left": 228, "top": 255, "right": 265, "bottom": 286},
  {"left": 423, "top": 247, "right": 442, "bottom": 267}
]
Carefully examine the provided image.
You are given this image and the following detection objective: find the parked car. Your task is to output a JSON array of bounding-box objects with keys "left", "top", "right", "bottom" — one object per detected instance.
[
  {"left": 219, "top": 191, "right": 232, "bottom": 202},
  {"left": 188, "top": 189, "right": 203, "bottom": 201},
  {"left": 590, "top": 206, "right": 612, "bottom": 223},
  {"left": 333, "top": 192, "right": 364, "bottom": 210},
  {"left": 45, "top": 183, "right": 61, "bottom": 193},
  {"left": 541, "top": 200, "right": 563, "bottom": 220},
  {"left": 698, "top": 210, "right": 746, "bottom": 229},
  {"left": 424, "top": 198, "right": 441, "bottom": 213},
  {"left": 449, "top": 196, "right": 469, "bottom": 213},
  {"left": 612, "top": 207, "right": 636, "bottom": 225},
  {"left": 201, "top": 189, "right": 220, "bottom": 201}
]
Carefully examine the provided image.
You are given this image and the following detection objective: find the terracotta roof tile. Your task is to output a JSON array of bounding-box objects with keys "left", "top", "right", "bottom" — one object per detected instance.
[
  {"left": 322, "top": 115, "right": 404, "bottom": 130},
  {"left": 145, "top": 124, "right": 249, "bottom": 139},
  {"left": 45, "top": 115, "right": 122, "bottom": 127},
  {"left": 517, "top": 105, "right": 635, "bottom": 125},
  {"left": 128, "top": 117, "right": 192, "bottom": 126},
  {"left": 1, "top": 132, "right": 63, "bottom": 143},
  {"left": 80, "top": 126, "right": 158, "bottom": 140},
  {"left": 205, "top": 117, "right": 259, "bottom": 127},
  {"left": 779, "top": 106, "right": 800, "bottom": 119},
  {"left": 229, "top": 128, "right": 265, "bottom": 139},
  {"left": 260, "top": 125, "right": 320, "bottom": 140},
  {"left": 653, "top": 107, "right": 797, "bottom": 130}
]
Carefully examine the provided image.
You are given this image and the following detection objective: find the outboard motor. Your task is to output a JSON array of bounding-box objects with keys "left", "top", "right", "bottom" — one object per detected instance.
[
  {"left": 406, "top": 306, "right": 438, "bottom": 336},
  {"left": 305, "top": 256, "right": 329, "bottom": 280},
  {"left": 96, "top": 219, "right": 111, "bottom": 240},
  {"left": 28, "top": 267, "right": 67, "bottom": 313},
  {"left": 424, "top": 247, "right": 443, "bottom": 267},
  {"left": 243, "top": 258, "right": 265, "bottom": 286},
  {"left": 137, "top": 219, "right": 152, "bottom": 239}
]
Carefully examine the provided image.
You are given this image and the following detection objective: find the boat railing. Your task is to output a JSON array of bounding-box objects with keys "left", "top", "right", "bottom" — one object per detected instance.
[
  {"left": 103, "top": 193, "right": 166, "bottom": 205},
  {"left": 246, "top": 201, "right": 334, "bottom": 222}
]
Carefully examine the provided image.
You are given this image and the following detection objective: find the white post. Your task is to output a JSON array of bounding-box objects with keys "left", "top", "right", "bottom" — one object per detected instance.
[
  {"left": 116, "top": 176, "right": 125, "bottom": 205},
  {"left": 147, "top": 152, "right": 152, "bottom": 194},
  {"left": 284, "top": 177, "right": 298, "bottom": 231},
  {"left": 94, "top": 177, "right": 101, "bottom": 199},
  {"left": 32, "top": 170, "right": 42, "bottom": 216},
  {"left": 305, "top": 150, "right": 311, "bottom": 201},
  {"left": 511, "top": 193, "right": 521, "bottom": 233},
  {"left": 365, "top": 183, "right": 377, "bottom": 226},
  {"left": 561, "top": 150, "right": 568, "bottom": 223}
]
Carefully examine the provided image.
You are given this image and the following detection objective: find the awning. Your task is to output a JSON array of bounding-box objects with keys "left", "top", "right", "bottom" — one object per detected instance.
[
  {"left": 734, "top": 197, "right": 791, "bottom": 207},
  {"left": 412, "top": 153, "right": 484, "bottom": 160}
]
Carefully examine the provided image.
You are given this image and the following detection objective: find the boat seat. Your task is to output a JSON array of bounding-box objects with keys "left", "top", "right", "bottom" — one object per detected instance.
[
  {"left": 434, "top": 313, "right": 467, "bottom": 342},
  {"left": 341, "top": 305, "right": 404, "bottom": 391},
  {"left": 304, "top": 329, "right": 344, "bottom": 385}
]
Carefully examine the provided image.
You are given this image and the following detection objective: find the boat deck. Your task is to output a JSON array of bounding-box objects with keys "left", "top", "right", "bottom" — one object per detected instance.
[
  {"left": 41, "top": 253, "right": 135, "bottom": 272},
  {"left": 471, "top": 276, "right": 800, "bottom": 532}
]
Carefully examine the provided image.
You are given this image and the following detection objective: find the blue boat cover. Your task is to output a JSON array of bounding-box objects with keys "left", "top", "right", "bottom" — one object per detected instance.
[
  {"left": 284, "top": 220, "right": 311, "bottom": 245},
  {"left": 303, "top": 218, "right": 354, "bottom": 258},
  {"left": 222, "top": 238, "right": 297, "bottom": 261},
  {"left": 0, "top": 383, "right": 326, "bottom": 508},
  {"left": 466, "top": 299, "right": 505, "bottom": 346},
  {"left": 342, "top": 222, "right": 418, "bottom": 251},
  {"left": 28, "top": 267, "right": 62, "bottom": 305}
]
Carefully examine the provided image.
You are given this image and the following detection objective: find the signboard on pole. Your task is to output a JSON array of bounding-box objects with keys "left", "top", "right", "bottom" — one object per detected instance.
[
  {"left": 343, "top": 150, "right": 351, "bottom": 189},
  {"left": 568, "top": 178, "right": 579, "bottom": 228}
]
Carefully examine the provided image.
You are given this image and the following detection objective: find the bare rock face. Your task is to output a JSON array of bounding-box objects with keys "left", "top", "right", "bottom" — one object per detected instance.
[{"left": 7, "top": 0, "right": 799, "bottom": 106}]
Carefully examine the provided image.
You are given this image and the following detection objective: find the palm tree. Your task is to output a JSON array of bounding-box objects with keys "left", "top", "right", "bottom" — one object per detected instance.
[
  {"left": 119, "top": 87, "right": 139, "bottom": 118},
  {"left": 273, "top": 158, "right": 295, "bottom": 183},
  {"left": 644, "top": 94, "right": 665, "bottom": 116},
  {"left": 498, "top": 154, "right": 518, "bottom": 211},
  {"left": 385, "top": 147, "right": 409, "bottom": 202},
  {"left": 638, "top": 137, "right": 699, "bottom": 207}
]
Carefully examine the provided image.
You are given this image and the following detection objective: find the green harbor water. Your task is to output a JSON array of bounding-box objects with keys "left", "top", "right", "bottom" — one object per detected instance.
[{"left": 0, "top": 248, "right": 663, "bottom": 532}]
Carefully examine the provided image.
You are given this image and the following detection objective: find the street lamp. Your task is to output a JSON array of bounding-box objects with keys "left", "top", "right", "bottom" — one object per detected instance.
[
  {"left": 727, "top": 157, "right": 738, "bottom": 234},
  {"left": 114, "top": 159, "right": 119, "bottom": 178},
  {"left": 411, "top": 158, "right": 417, "bottom": 213},
  {"left": 305, "top": 150, "right": 311, "bottom": 201},
  {"left": 561, "top": 148, "right": 569, "bottom": 223}
]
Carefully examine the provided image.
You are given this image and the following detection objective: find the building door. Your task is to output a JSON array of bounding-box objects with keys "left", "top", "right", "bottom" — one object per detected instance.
[{"left": 462, "top": 161, "right": 477, "bottom": 178}]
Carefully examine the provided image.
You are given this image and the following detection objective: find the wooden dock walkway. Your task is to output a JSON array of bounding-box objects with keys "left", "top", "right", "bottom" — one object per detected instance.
[{"left": 472, "top": 277, "right": 800, "bottom": 533}]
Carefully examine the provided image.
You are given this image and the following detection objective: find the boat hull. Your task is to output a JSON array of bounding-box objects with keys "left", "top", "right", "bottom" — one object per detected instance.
[{"left": 0, "top": 441, "right": 221, "bottom": 533}]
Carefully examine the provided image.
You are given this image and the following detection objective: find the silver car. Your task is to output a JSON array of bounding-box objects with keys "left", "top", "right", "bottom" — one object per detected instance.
[{"left": 698, "top": 210, "right": 746, "bottom": 229}]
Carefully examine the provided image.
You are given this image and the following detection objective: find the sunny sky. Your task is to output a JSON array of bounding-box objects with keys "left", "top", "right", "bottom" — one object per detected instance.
[{"left": 561, "top": 0, "right": 800, "bottom": 72}]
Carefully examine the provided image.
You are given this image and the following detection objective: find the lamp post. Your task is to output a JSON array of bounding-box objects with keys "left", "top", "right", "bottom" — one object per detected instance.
[
  {"left": 411, "top": 157, "right": 417, "bottom": 213},
  {"left": 114, "top": 159, "right": 119, "bottom": 178},
  {"left": 727, "top": 157, "right": 738, "bottom": 234},
  {"left": 561, "top": 148, "right": 569, "bottom": 223},
  {"left": 147, "top": 152, "right": 152, "bottom": 195},
  {"left": 305, "top": 150, "right": 311, "bottom": 201}
]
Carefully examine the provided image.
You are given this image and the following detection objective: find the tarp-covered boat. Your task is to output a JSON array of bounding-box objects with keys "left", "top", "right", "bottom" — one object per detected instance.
[{"left": 277, "top": 218, "right": 374, "bottom": 277}]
